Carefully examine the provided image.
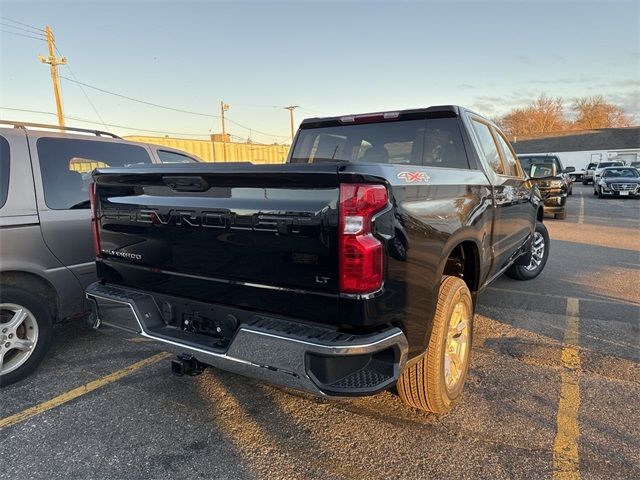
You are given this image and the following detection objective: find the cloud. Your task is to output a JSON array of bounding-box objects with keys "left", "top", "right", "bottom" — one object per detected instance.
[
  {"left": 529, "top": 76, "right": 601, "bottom": 85},
  {"left": 456, "top": 83, "right": 475, "bottom": 90}
]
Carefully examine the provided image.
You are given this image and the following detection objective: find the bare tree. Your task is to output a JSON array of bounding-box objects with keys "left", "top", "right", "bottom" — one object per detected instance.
[
  {"left": 498, "top": 95, "right": 567, "bottom": 138},
  {"left": 572, "top": 95, "right": 632, "bottom": 129}
]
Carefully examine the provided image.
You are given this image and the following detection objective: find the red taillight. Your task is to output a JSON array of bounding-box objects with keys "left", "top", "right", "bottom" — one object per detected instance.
[
  {"left": 339, "top": 183, "right": 388, "bottom": 294},
  {"left": 89, "top": 182, "right": 101, "bottom": 257}
]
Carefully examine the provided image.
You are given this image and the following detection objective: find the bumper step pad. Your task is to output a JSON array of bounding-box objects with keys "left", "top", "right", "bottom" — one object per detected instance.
[{"left": 86, "top": 282, "right": 408, "bottom": 397}]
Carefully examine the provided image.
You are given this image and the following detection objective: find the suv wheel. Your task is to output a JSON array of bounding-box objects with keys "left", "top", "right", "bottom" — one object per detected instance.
[
  {"left": 505, "top": 222, "right": 550, "bottom": 280},
  {"left": 397, "top": 276, "right": 473, "bottom": 414},
  {"left": 0, "top": 287, "right": 53, "bottom": 387}
]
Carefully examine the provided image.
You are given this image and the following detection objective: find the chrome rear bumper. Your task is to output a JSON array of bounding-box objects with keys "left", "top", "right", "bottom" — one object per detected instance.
[{"left": 86, "top": 282, "right": 408, "bottom": 397}]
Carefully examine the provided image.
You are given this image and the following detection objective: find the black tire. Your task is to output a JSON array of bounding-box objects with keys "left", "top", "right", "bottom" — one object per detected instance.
[
  {"left": 397, "top": 276, "right": 473, "bottom": 414},
  {"left": 505, "top": 221, "right": 550, "bottom": 281},
  {"left": 0, "top": 287, "right": 53, "bottom": 387},
  {"left": 555, "top": 210, "right": 567, "bottom": 220},
  {"left": 582, "top": 179, "right": 588, "bottom": 185}
]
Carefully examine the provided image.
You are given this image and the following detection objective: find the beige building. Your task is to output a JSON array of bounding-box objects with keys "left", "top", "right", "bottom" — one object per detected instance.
[{"left": 124, "top": 135, "right": 290, "bottom": 164}]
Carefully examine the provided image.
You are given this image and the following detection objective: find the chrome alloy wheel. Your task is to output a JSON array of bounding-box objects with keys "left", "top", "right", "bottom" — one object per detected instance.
[
  {"left": 0, "top": 304, "right": 39, "bottom": 376},
  {"left": 525, "top": 232, "right": 545, "bottom": 272},
  {"left": 444, "top": 298, "right": 471, "bottom": 393}
]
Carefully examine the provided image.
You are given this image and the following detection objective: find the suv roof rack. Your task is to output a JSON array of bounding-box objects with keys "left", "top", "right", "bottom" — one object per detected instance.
[{"left": 0, "top": 119, "right": 121, "bottom": 139}]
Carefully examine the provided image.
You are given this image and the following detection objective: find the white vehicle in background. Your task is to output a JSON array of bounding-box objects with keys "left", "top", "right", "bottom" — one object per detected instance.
[
  {"left": 593, "top": 161, "right": 625, "bottom": 194},
  {"left": 582, "top": 162, "right": 598, "bottom": 184}
]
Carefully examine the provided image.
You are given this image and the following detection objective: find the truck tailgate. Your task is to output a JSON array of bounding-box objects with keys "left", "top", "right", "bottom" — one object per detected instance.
[{"left": 92, "top": 164, "right": 341, "bottom": 321}]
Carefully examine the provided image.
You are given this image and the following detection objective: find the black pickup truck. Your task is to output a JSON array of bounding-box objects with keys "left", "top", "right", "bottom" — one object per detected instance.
[{"left": 86, "top": 106, "right": 548, "bottom": 413}]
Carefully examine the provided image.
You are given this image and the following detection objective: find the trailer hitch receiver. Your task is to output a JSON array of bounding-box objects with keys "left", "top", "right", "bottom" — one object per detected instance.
[{"left": 171, "top": 353, "right": 207, "bottom": 376}]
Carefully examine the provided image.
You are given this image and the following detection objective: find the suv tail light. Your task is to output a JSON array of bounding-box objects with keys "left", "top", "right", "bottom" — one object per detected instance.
[
  {"left": 339, "top": 183, "right": 388, "bottom": 294},
  {"left": 88, "top": 182, "right": 101, "bottom": 257}
]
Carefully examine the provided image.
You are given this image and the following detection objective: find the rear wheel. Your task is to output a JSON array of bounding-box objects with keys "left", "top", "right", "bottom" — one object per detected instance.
[
  {"left": 0, "top": 288, "right": 53, "bottom": 387},
  {"left": 555, "top": 210, "right": 567, "bottom": 220},
  {"left": 397, "top": 276, "right": 473, "bottom": 414},
  {"left": 505, "top": 221, "right": 550, "bottom": 280}
]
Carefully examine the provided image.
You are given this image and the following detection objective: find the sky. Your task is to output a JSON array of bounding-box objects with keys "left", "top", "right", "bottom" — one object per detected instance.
[{"left": 1, "top": 0, "right": 638, "bottom": 143}]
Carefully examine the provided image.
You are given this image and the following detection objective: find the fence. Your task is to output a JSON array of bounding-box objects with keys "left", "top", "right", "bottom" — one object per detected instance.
[{"left": 124, "top": 136, "right": 290, "bottom": 164}]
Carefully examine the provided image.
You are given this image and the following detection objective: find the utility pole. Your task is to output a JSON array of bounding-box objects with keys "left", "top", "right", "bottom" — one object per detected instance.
[
  {"left": 220, "top": 101, "right": 230, "bottom": 161},
  {"left": 284, "top": 105, "right": 299, "bottom": 141},
  {"left": 38, "top": 26, "right": 66, "bottom": 128}
]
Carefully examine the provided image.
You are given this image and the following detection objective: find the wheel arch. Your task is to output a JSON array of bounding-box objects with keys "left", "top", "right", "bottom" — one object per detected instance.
[
  {"left": 0, "top": 271, "right": 59, "bottom": 321},
  {"left": 441, "top": 239, "right": 481, "bottom": 296}
]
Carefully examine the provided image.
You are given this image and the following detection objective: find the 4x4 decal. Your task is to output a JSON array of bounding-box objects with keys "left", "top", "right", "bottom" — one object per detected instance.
[{"left": 397, "top": 171, "right": 429, "bottom": 183}]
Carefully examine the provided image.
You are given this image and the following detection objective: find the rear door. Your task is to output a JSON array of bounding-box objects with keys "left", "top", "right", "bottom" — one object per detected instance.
[
  {"left": 29, "top": 135, "right": 154, "bottom": 289},
  {"left": 468, "top": 117, "right": 533, "bottom": 277}
]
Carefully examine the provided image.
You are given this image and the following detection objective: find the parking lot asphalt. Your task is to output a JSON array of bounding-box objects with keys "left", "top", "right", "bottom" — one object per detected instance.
[{"left": 1, "top": 183, "right": 638, "bottom": 480}]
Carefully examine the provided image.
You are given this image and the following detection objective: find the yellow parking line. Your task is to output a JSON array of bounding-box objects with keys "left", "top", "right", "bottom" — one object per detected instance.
[
  {"left": 553, "top": 298, "right": 581, "bottom": 480},
  {"left": 127, "top": 337, "right": 155, "bottom": 343},
  {"left": 0, "top": 352, "right": 170, "bottom": 430},
  {"left": 578, "top": 194, "right": 584, "bottom": 224}
]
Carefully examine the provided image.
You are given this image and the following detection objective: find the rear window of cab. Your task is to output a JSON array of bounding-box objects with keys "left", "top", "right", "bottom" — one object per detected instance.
[{"left": 290, "top": 117, "right": 470, "bottom": 169}]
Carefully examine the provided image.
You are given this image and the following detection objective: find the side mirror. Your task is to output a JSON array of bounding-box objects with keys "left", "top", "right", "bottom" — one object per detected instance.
[{"left": 564, "top": 166, "right": 576, "bottom": 173}]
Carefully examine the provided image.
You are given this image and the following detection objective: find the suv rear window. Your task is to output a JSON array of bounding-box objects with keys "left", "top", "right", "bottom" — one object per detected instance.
[
  {"left": 157, "top": 150, "right": 197, "bottom": 163},
  {"left": 598, "top": 162, "right": 623, "bottom": 169},
  {"left": 37, "top": 138, "right": 152, "bottom": 210},
  {"left": 0, "top": 135, "right": 9, "bottom": 209},
  {"left": 290, "top": 117, "right": 469, "bottom": 169}
]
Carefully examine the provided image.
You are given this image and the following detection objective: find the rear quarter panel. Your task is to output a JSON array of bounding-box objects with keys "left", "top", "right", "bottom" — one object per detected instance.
[{"left": 339, "top": 164, "right": 493, "bottom": 358}]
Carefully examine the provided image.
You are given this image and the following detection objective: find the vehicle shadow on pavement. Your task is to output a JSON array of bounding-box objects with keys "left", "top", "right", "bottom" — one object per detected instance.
[{"left": 194, "top": 367, "right": 467, "bottom": 479}]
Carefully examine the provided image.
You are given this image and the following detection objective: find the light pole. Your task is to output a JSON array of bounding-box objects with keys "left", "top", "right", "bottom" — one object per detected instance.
[
  {"left": 220, "top": 101, "right": 230, "bottom": 161},
  {"left": 284, "top": 105, "right": 299, "bottom": 141}
]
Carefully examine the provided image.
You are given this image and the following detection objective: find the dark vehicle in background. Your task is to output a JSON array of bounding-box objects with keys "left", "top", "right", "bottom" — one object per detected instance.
[
  {"left": 0, "top": 121, "right": 200, "bottom": 387},
  {"left": 583, "top": 162, "right": 598, "bottom": 184},
  {"left": 593, "top": 161, "right": 625, "bottom": 192},
  {"left": 595, "top": 167, "right": 640, "bottom": 198},
  {"left": 629, "top": 161, "right": 640, "bottom": 170},
  {"left": 86, "top": 105, "right": 549, "bottom": 414},
  {"left": 517, "top": 154, "right": 575, "bottom": 220}
]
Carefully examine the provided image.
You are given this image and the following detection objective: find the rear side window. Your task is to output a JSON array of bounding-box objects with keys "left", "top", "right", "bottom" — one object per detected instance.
[
  {"left": 157, "top": 150, "right": 197, "bottom": 163},
  {"left": 291, "top": 117, "right": 469, "bottom": 168},
  {"left": 494, "top": 130, "right": 521, "bottom": 177},
  {"left": 37, "top": 138, "right": 152, "bottom": 210},
  {"left": 0, "top": 135, "right": 9, "bottom": 208},
  {"left": 471, "top": 120, "right": 503, "bottom": 175},
  {"left": 422, "top": 118, "right": 469, "bottom": 169}
]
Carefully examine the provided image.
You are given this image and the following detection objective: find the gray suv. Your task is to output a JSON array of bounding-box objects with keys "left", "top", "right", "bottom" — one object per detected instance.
[{"left": 0, "top": 120, "right": 200, "bottom": 386}]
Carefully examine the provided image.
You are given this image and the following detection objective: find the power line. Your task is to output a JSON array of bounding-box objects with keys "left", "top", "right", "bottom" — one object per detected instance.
[
  {"left": 223, "top": 117, "right": 289, "bottom": 139},
  {"left": 0, "top": 16, "right": 45, "bottom": 32},
  {"left": 0, "top": 29, "right": 45, "bottom": 41},
  {"left": 0, "top": 22, "right": 46, "bottom": 36},
  {"left": 59, "top": 76, "right": 217, "bottom": 118},
  {"left": 58, "top": 76, "right": 290, "bottom": 139},
  {"left": 0, "top": 107, "right": 211, "bottom": 137},
  {"left": 54, "top": 45, "right": 108, "bottom": 131}
]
